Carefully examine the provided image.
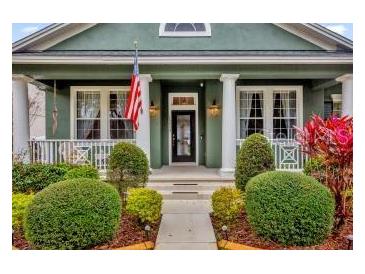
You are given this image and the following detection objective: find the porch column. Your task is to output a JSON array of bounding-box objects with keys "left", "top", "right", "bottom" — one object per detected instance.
[
  {"left": 219, "top": 74, "right": 239, "bottom": 176},
  {"left": 136, "top": 74, "right": 152, "bottom": 163},
  {"left": 12, "top": 75, "right": 30, "bottom": 162},
  {"left": 336, "top": 74, "right": 353, "bottom": 116}
]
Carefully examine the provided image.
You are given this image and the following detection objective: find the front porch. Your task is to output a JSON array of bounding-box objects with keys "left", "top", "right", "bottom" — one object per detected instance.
[{"left": 29, "top": 137, "right": 308, "bottom": 172}]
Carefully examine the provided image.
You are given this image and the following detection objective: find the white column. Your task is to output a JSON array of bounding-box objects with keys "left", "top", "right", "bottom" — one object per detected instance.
[
  {"left": 336, "top": 74, "right": 353, "bottom": 116},
  {"left": 136, "top": 74, "right": 152, "bottom": 163},
  {"left": 12, "top": 75, "right": 30, "bottom": 162},
  {"left": 219, "top": 74, "right": 239, "bottom": 176}
]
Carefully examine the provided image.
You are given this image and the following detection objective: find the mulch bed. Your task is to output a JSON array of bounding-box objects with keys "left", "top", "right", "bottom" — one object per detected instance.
[
  {"left": 211, "top": 211, "right": 353, "bottom": 250},
  {"left": 13, "top": 229, "right": 31, "bottom": 250},
  {"left": 93, "top": 213, "right": 161, "bottom": 250},
  {"left": 12, "top": 213, "right": 161, "bottom": 250}
]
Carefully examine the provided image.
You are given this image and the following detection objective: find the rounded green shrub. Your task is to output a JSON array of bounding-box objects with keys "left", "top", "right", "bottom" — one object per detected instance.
[
  {"left": 235, "top": 133, "right": 275, "bottom": 191},
  {"left": 126, "top": 188, "right": 162, "bottom": 223},
  {"left": 303, "top": 155, "right": 326, "bottom": 184},
  {"left": 64, "top": 165, "right": 99, "bottom": 180},
  {"left": 24, "top": 178, "right": 121, "bottom": 250},
  {"left": 12, "top": 193, "right": 34, "bottom": 230},
  {"left": 107, "top": 142, "right": 149, "bottom": 193},
  {"left": 211, "top": 187, "right": 244, "bottom": 223},
  {"left": 245, "top": 171, "right": 335, "bottom": 246},
  {"left": 12, "top": 163, "right": 69, "bottom": 193}
]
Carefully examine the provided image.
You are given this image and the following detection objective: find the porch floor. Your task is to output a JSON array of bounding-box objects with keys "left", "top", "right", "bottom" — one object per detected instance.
[{"left": 149, "top": 165, "right": 234, "bottom": 182}]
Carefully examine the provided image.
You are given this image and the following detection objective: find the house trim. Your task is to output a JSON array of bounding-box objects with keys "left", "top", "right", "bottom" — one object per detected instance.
[{"left": 12, "top": 55, "right": 353, "bottom": 65}]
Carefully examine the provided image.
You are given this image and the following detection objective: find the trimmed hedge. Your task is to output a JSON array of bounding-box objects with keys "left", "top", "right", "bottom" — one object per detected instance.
[
  {"left": 211, "top": 187, "right": 244, "bottom": 223},
  {"left": 24, "top": 178, "right": 121, "bottom": 250},
  {"left": 12, "top": 163, "right": 69, "bottom": 193},
  {"left": 108, "top": 142, "right": 149, "bottom": 193},
  {"left": 64, "top": 165, "right": 99, "bottom": 180},
  {"left": 12, "top": 193, "right": 34, "bottom": 230},
  {"left": 235, "top": 133, "right": 275, "bottom": 191},
  {"left": 126, "top": 188, "right": 162, "bottom": 223},
  {"left": 245, "top": 171, "right": 335, "bottom": 246}
]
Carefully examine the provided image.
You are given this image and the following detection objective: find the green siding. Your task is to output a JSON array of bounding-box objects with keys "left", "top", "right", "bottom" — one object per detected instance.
[
  {"left": 46, "top": 86, "right": 70, "bottom": 139},
  {"left": 149, "top": 81, "right": 162, "bottom": 168},
  {"left": 205, "top": 80, "right": 222, "bottom": 168},
  {"left": 50, "top": 24, "right": 322, "bottom": 51}
]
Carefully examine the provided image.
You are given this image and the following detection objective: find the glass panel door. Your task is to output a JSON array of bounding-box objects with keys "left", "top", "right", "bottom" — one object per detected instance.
[{"left": 171, "top": 110, "right": 195, "bottom": 162}]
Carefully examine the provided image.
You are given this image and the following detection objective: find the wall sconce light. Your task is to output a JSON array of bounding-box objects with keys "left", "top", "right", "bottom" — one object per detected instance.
[
  {"left": 208, "top": 99, "right": 220, "bottom": 117},
  {"left": 149, "top": 100, "right": 159, "bottom": 117}
]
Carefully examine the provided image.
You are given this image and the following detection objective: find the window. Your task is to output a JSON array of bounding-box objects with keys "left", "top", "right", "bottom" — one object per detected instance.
[
  {"left": 273, "top": 90, "right": 297, "bottom": 139},
  {"left": 172, "top": 96, "right": 195, "bottom": 106},
  {"left": 76, "top": 91, "right": 101, "bottom": 139},
  {"left": 239, "top": 91, "right": 264, "bottom": 138},
  {"left": 109, "top": 90, "right": 134, "bottom": 139},
  {"left": 236, "top": 86, "right": 303, "bottom": 140},
  {"left": 331, "top": 94, "right": 342, "bottom": 117},
  {"left": 71, "top": 87, "right": 134, "bottom": 140},
  {"left": 159, "top": 23, "right": 211, "bottom": 37}
]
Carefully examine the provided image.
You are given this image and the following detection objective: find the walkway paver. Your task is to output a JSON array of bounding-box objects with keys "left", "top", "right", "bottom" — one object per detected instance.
[{"left": 155, "top": 200, "right": 217, "bottom": 250}]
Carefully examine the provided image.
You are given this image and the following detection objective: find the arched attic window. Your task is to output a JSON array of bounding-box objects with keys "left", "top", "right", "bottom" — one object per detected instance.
[{"left": 159, "top": 23, "right": 211, "bottom": 37}]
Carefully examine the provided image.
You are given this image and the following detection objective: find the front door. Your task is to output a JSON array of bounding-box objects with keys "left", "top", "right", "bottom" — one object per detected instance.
[{"left": 171, "top": 110, "right": 196, "bottom": 162}]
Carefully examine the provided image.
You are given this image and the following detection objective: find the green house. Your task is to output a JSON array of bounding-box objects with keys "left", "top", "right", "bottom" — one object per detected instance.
[{"left": 12, "top": 23, "right": 353, "bottom": 175}]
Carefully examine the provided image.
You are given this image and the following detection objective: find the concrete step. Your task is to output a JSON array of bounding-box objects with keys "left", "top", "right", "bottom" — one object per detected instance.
[
  {"left": 149, "top": 177, "right": 234, "bottom": 183},
  {"left": 147, "top": 181, "right": 235, "bottom": 200},
  {"left": 147, "top": 183, "right": 234, "bottom": 191}
]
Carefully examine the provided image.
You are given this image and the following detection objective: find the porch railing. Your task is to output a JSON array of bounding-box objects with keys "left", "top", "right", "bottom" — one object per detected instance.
[
  {"left": 29, "top": 139, "right": 135, "bottom": 171},
  {"left": 236, "top": 138, "right": 308, "bottom": 171}
]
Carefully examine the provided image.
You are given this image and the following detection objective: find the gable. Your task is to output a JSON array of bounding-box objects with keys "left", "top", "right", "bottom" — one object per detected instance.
[{"left": 48, "top": 23, "right": 323, "bottom": 51}]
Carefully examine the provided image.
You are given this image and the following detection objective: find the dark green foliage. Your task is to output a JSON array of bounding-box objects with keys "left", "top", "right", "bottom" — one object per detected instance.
[
  {"left": 245, "top": 171, "right": 335, "bottom": 246},
  {"left": 12, "top": 163, "right": 69, "bottom": 193},
  {"left": 12, "top": 193, "right": 34, "bottom": 230},
  {"left": 24, "top": 178, "right": 121, "bottom": 250},
  {"left": 126, "top": 188, "right": 162, "bottom": 223},
  {"left": 64, "top": 165, "right": 99, "bottom": 180},
  {"left": 211, "top": 187, "right": 244, "bottom": 223},
  {"left": 107, "top": 142, "right": 149, "bottom": 193},
  {"left": 303, "top": 155, "right": 326, "bottom": 184},
  {"left": 235, "top": 133, "right": 275, "bottom": 191}
]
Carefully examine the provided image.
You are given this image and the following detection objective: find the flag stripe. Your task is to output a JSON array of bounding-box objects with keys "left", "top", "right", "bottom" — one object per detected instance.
[{"left": 124, "top": 47, "right": 142, "bottom": 131}]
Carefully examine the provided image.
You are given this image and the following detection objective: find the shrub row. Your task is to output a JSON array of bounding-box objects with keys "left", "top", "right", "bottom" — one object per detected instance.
[{"left": 12, "top": 163, "right": 98, "bottom": 193}]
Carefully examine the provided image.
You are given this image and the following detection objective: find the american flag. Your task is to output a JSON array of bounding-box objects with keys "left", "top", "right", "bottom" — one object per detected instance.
[{"left": 124, "top": 45, "right": 142, "bottom": 130}]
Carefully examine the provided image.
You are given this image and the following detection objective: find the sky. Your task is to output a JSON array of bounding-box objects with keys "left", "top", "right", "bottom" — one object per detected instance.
[{"left": 12, "top": 23, "right": 353, "bottom": 43}]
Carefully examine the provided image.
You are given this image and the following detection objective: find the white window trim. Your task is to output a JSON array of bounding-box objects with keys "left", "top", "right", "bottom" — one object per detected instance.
[
  {"left": 70, "top": 86, "right": 131, "bottom": 139},
  {"left": 168, "top": 93, "right": 199, "bottom": 166},
  {"left": 159, "top": 23, "right": 211, "bottom": 37},
  {"left": 236, "top": 85, "right": 303, "bottom": 140}
]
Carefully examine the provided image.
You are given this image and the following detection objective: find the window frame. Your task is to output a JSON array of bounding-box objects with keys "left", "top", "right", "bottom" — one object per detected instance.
[
  {"left": 159, "top": 23, "right": 211, "bottom": 37},
  {"left": 236, "top": 85, "right": 303, "bottom": 140},
  {"left": 70, "top": 86, "right": 133, "bottom": 140}
]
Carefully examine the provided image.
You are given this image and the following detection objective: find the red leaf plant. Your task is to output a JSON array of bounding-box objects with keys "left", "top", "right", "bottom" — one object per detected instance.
[{"left": 296, "top": 114, "right": 353, "bottom": 229}]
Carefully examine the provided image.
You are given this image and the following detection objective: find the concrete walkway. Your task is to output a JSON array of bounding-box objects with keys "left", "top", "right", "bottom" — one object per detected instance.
[{"left": 155, "top": 200, "right": 217, "bottom": 250}]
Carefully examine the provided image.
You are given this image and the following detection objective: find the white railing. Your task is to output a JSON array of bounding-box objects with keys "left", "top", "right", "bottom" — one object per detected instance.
[
  {"left": 29, "top": 139, "right": 135, "bottom": 171},
  {"left": 236, "top": 138, "right": 308, "bottom": 171}
]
